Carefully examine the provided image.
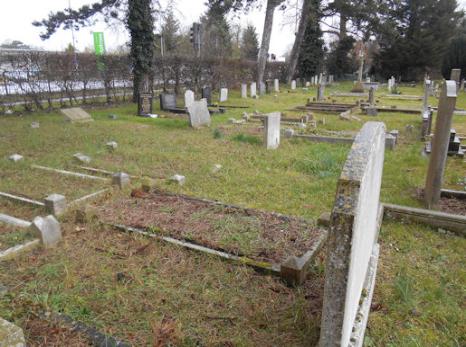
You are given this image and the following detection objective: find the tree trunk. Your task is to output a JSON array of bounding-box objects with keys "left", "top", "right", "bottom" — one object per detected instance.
[
  {"left": 286, "top": 0, "right": 312, "bottom": 84},
  {"left": 339, "top": 13, "right": 347, "bottom": 39},
  {"left": 257, "top": 0, "right": 279, "bottom": 87}
]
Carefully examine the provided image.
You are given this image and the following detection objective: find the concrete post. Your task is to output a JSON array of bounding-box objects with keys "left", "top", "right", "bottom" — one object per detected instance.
[{"left": 424, "top": 81, "right": 457, "bottom": 209}]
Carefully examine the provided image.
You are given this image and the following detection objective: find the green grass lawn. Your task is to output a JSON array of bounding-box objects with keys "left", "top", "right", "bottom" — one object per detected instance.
[{"left": 0, "top": 81, "right": 464, "bottom": 346}]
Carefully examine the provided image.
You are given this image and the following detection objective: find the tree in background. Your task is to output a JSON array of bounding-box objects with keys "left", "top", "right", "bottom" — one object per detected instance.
[
  {"left": 240, "top": 24, "right": 259, "bottom": 61},
  {"left": 202, "top": 2, "right": 233, "bottom": 58},
  {"left": 295, "top": 0, "right": 324, "bottom": 79},
  {"left": 442, "top": 16, "right": 466, "bottom": 80},
  {"left": 161, "top": 7, "right": 181, "bottom": 55},
  {"left": 33, "top": 0, "right": 157, "bottom": 102},
  {"left": 374, "top": 0, "right": 461, "bottom": 80}
]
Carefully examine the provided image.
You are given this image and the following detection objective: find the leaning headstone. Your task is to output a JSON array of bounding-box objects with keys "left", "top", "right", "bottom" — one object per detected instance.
[
  {"left": 219, "top": 88, "right": 228, "bottom": 102},
  {"left": 187, "top": 99, "right": 211, "bottom": 128},
  {"left": 159, "top": 93, "right": 177, "bottom": 110},
  {"left": 73, "top": 153, "right": 91, "bottom": 164},
  {"left": 61, "top": 107, "right": 93, "bottom": 123},
  {"left": 44, "top": 194, "right": 67, "bottom": 216},
  {"left": 0, "top": 318, "right": 26, "bottom": 347},
  {"left": 274, "top": 79, "right": 279, "bottom": 92},
  {"left": 112, "top": 172, "right": 130, "bottom": 189},
  {"left": 241, "top": 83, "right": 247, "bottom": 98},
  {"left": 8, "top": 154, "right": 23, "bottom": 162},
  {"left": 201, "top": 87, "right": 212, "bottom": 105},
  {"left": 320, "top": 121, "right": 385, "bottom": 347},
  {"left": 30, "top": 215, "right": 62, "bottom": 248},
  {"left": 291, "top": 80, "right": 296, "bottom": 90},
  {"left": 184, "top": 90, "right": 195, "bottom": 108},
  {"left": 425, "top": 81, "right": 457, "bottom": 209},
  {"left": 264, "top": 112, "right": 281, "bottom": 149},
  {"left": 250, "top": 82, "right": 257, "bottom": 98}
]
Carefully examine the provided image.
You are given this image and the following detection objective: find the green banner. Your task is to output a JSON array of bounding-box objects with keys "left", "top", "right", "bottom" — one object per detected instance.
[{"left": 93, "top": 32, "right": 105, "bottom": 56}]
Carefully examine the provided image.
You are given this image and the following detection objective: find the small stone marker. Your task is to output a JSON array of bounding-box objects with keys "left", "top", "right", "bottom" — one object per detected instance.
[
  {"left": 0, "top": 318, "right": 26, "bottom": 347},
  {"left": 112, "top": 172, "right": 130, "bottom": 189},
  {"left": 170, "top": 174, "right": 185, "bottom": 185},
  {"left": 187, "top": 99, "right": 211, "bottom": 128},
  {"left": 425, "top": 81, "right": 457, "bottom": 209},
  {"left": 284, "top": 128, "right": 295, "bottom": 138},
  {"left": 73, "top": 153, "right": 91, "bottom": 164},
  {"left": 9, "top": 154, "right": 23, "bottom": 162},
  {"left": 385, "top": 134, "right": 396, "bottom": 150},
  {"left": 202, "top": 87, "right": 212, "bottom": 105},
  {"left": 274, "top": 79, "right": 279, "bottom": 92},
  {"left": 219, "top": 88, "right": 228, "bottom": 102},
  {"left": 159, "top": 93, "right": 177, "bottom": 110},
  {"left": 44, "top": 194, "right": 67, "bottom": 216},
  {"left": 106, "top": 141, "right": 118, "bottom": 150},
  {"left": 250, "top": 82, "right": 257, "bottom": 98},
  {"left": 31, "top": 122, "right": 40, "bottom": 128},
  {"left": 61, "top": 107, "right": 93, "bottom": 123},
  {"left": 291, "top": 80, "right": 296, "bottom": 90},
  {"left": 30, "top": 215, "right": 62, "bottom": 248},
  {"left": 241, "top": 83, "right": 247, "bottom": 98},
  {"left": 211, "top": 164, "right": 222, "bottom": 173},
  {"left": 264, "top": 112, "right": 281, "bottom": 149},
  {"left": 184, "top": 90, "right": 195, "bottom": 108},
  {"left": 366, "top": 87, "right": 378, "bottom": 116},
  {"left": 108, "top": 114, "right": 118, "bottom": 120},
  {"left": 317, "top": 84, "right": 325, "bottom": 101}
]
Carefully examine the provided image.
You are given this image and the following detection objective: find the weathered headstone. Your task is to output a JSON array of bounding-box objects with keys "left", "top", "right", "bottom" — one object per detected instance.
[
  {"left": 159, "top": 93, "right": 177, "bottom": 110},
  {"left": 284, "top": 128, "right": 295, "bottom": 138},
  {"left": 112, "top": 172, "right": 130, "bottom": 189},
  {"left": 8, "top": 154, "right": 23, "bottom": 162},
  {"left": 184, "top": 90, "right": 195, "bottom": 108},
  {"left": 241, "top": 83, "right": 247, "bottom": 98},
  {"left": 450, "top": 69, "right": 461, "bottom": 89},
  {"left": 274, "top": 79, "right": 279, "bottom": 92},
  {"left": 138, "top": 93, "right": 153, "bottom": 116},
  {"left": 320, "top": 121, "right": 385, "bottom": 347},
  {"left": 188, "top": 99, "right": 211, "bottom": 128},
  {"left": 425, "top": 81, "right": 457, "bottom": 209},
  {"left": 366, "top": 87, "right": 378, "bottom": 116},
  {"left": 73, "top": 153, "right": 91, "bottom": 164},
  {"left": 0, "top": 318, "right": 26, "bottom": 347},
  {"left": 106, "top": 141, "right": 118, "bottom": 150},
  {"left": 201, "top": 86, "right": 212, "bottom": 105},
  {"left": 44, "top": 194, "right": 67, "bottom": 216},
  {"left": 421, "top": 107, "right": 433, "bottom": 139},
  {"left": 259, "top": 82, "right": 266, "bottom": 95},
  {"left": 250, "top": 82, "right": 257, "bottom": 98},
  {"left": 291, "top": 80, "right": 297, "bottom": 90},
  {"left": 30, "top": 215, "right": 62, "bottom": 248},
  {"left": 317, "top": 84, "right": 325, "bottom": 101},
  {"left": 31, "top": 122, "right": 40, "bottom": 129},
  {"left": 219, "top": 88, "right": 228, "bottom": 102},
  {"left": 61, "top": 107, "right": 93, "bottom": 123},
  {"left": 264, "top": 112, "right": 281, "bottom": 149},
  {"left": 170, "top": 174, "right": 185, "bottom": 185}
]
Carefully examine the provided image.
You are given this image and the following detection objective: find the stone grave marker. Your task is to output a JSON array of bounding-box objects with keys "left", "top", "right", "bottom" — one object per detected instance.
[
  {"left": 241, "top": 83, "right": 247, "bottom": 98},
  {"left": 138, "top": 93, "right": 153, "bottom": 116},
  {"left": 259, "top": 82, "right": 266, "bottom": 95},
  {"left": 320, "top": 121, "right": 386, "bottom": 347},
  {"left": 184, "top": 90, "right": 195, "bottom": 108},
  {"left": 188, "top": 99, "right": 211, "bottom": 128},
  {"left": 30, "top": 215, "right": 62, "bottom": 248},
  {"left": 61, "top": 107, "right": 93, "bottom": 123},
  {"left": 44, "top": 194, "right": 67, "bottom": 216},
  {"left": 201, "top": 87, "right": 212, "bottom": 105},
  {"left": 366, "top": 87, "right": 378, "bottom": 116},
  {"left": 264, "top": 112, "right": 281, "bottom": 149},
  {"left": 9, "top": 154, "right": 23, "bottom": 162},
  {"left": 425, "top": 81, "right": 457, "bottom": 209},
  {"left": 159, "top": 93, "right": 177, "bottom": 110},
  {"left": 317, "top": 84, "right": 325, "bottom": 101},
  {"left": 112, "top": 172, "right": 130, "bottom": 189},
  {"left": 219, "top": 88, "right": 228, "bottom": 102},
  {"left": 274, "top": 79, "right": 279, "bottom": 92},
  {"left": 291, "top": 80, "right": 297, "bottom": 90},
  {"left": 250, "top": 82, "right": 257, "bottom": 98},
  {"left": 450, "top": 68, "right": 461, "bottom": 89}
]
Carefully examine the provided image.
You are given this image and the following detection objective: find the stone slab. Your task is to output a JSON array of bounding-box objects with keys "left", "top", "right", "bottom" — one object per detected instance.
[
  {"left": 30, "top": 215, "right": 62, "bottom": 248},
  {"left": 188, "top": 99, "right": 211, "bottom": 128},
  {"left": 219, "top": 88, "right": 228, "bottom": 102},
  {"left": 264, "top": 112, "right": 281, "bottom": 149},
  {"left": 61, "top": 107, "right": 93, "bottom": 123},
  {"left": 184, "top": 90, "right": 195, "bottom": 108}
]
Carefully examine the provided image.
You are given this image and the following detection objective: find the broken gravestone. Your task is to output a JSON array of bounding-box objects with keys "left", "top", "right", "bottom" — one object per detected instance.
[
  {"left": 30, "top": 215, "right": 62, "bottom": 248},
  {"left": 264, "top": 112, "right": 281, "bottom": 149},
  {"left": 188, "top": 99, "right": 211, "bottom": 128},
  {"left": 61, "top": 107, "right": 93, "bottom": 123}
]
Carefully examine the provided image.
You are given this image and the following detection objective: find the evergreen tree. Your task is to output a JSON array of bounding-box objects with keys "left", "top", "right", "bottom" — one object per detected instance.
[
  {"left": 161, "top": 7, "right": 180, "bottom": 55},
  {"left": 240, "top": 24, "right": 259, "bottom": 61},
  {"left": 296, "top": 0, "right": 324, "bottom": 79},
  {"left": 442, "top": 16, "right": 466, "bottom": 79},
  {"left": 202, "top": 2, "right": 233, "bottom": 58}
]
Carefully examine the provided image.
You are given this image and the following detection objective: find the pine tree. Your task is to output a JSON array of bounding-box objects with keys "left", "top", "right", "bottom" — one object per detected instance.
[
  {"left": 202, "top": 2, "right": 233, "bottom": 58},
  {"left": 442, "top": 17, "right": 466, "bottom": 79},
  {"left": 240, "top": 24, "right": 259, "bottom": 61},
  {"left": 161, "top": 7, "right": 181, "bottom": 55}
]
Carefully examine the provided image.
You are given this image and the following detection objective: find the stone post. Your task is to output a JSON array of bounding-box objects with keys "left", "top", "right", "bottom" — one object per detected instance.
[
  {"left": 241, "top": 83, "right": 247, "bottom": 98},
  {"left": 264, "top": 112, "right": 281, "bottom": 149},
  {"left": 44, "top": 194, "right": 67, "bottom": 216},
  {"left": 424, "top": 81, "right": 457, "bottom": 209}
]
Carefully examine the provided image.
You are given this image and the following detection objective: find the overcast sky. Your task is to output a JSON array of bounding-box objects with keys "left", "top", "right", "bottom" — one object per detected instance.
[{"left": 1, "top": 0, "right": 466, "bottom": 58}]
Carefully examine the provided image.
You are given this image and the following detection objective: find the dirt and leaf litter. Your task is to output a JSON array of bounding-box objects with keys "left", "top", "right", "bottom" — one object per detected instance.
[{"left": 95, "top": 189, "right": 325, "bottom": 264}]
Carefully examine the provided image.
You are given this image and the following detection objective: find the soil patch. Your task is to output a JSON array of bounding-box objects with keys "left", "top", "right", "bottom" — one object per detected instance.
[
  {"left": 416, "top": 188, "right": 466, "bottom": 216},
  {"left": 96, "top": 189, "right": 324, "bottom": 263}
]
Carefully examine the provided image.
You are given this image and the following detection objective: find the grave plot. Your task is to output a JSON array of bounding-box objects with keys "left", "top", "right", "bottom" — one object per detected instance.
[
  {"left": 96, "top": 189, "right": 327, "bottom": 273},
  {"left": 0, "top": 224, "right": 36, "bottom": 253}
]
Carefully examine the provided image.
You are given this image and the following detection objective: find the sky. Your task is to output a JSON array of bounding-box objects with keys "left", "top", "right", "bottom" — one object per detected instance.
[{"left": 1, "top": 0, "right": 466, "bottom": 58}]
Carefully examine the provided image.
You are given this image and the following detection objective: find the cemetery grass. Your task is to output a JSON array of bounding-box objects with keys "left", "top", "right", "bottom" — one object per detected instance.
[{"left": 0, "top": 82, "right": 465, "bottom": 345}]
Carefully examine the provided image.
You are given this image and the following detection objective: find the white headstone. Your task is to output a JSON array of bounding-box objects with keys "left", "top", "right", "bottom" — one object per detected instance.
[
  {"left": 219, "top": 88, "right": 228, "bottom": 102},
  {"left": 184, "top": 90, "right": 195, "bottom": 108},
  {"left": 250, "top": 82, "right": 257, "bottom": 97},
  {"left": 264, "top": 112, "right": 281, "bottom": 149},
  {"left": 291, "top": 80, "right": 296, "bottom": 90},
  {"left": 188, "top": 99, "right": 211, "bottom": 128},
  {"left": 30, "top": 215, "right": 62, "bottom": 248},
  {"left": 9, "top": 154, "right": 23, "bottom": 162},
  {"left": 274, "top": 79, "right": 279, "bottom": 92},
  {"left": 241, "top": 83, "right": 247, "bottom": 98}
]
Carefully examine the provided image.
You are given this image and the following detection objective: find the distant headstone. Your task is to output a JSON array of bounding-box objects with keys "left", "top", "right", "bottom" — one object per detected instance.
[
  {"left": 259, "top": 82, "right": 266, "bottom": 95},
  {"left": 284, "top": 128, "right": 295, "bottom": 138},
  {"left": 73, "top": 153, "right": 91, "bottom": 164},
  {"left": 201, "top": 86, "right": 212, "bottom": 105},
  {"left": 61, "top": 107, "right": 93, "bottom": 123},
  {"left": 274, "top": 79, "right": 279, "bottom": 92},
  {"left": 305, "top": 81, "right": 310, "bottom": 87},
  {"left": 250, "top": 82, "right": 257, "bottom": 98},
  {"left": 188, "top": 99, "right": 211, "bottom": 128},
  {"left": 241, "top": 83, "right": 247, "bottom": 98},
  {"left": 106, "top": 141, "right": 118, "bottom": 150},
  {"left": 329, "top": 75, "right": 334, "bottom": 84},
  {"left": 44, "top": 194, "right": 67, "bottom": 216},
  {"left": 9, "top": 154, "right": 23, "bottom": 162},
  {"left": 450, "top": 69, "right": 461, "bottom": 87},
  {"left": 219, "top": 88, "right": 228, "bottom": 102},
  {"left": 31, "top": 122, "right": 40, "bottom": 129},
  {"left": 291, "top": 80, "right": 296, "bottom": 90},
  {"left": 184, "top": 90, "right": 195, "bottom": 108},
  {"left": 170, "top": 174, "right": 185, "bottom": 185},
  {"left": 30, "top": 215, "right": 62, "bottom": 248},
  {"left": 138, "top": 93, "right": 153, "bottom": 116},
  {"left": 112, "top": 172, "right": 130, "bottom": 189},
  {"left": 368, "top": 87, "right": 375, "bottom": 106},
  {"left": 159, "top": 93, "right": 177, "bottom": 110},
  {"left": 317, "top": 84, "right": 325, "bottom": 101},
  {"left": 264, "top": 112, "right": 281, "bottom": 149}
]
